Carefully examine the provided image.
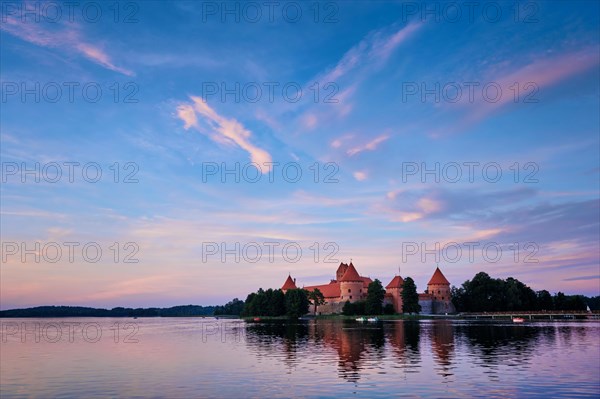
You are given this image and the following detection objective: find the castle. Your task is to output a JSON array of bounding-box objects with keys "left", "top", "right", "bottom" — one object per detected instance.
[{"left": 281, "top": 262, "right": 455, "bottom": 315}]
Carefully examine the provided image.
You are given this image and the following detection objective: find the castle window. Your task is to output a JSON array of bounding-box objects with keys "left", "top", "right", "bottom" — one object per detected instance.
[
  {"left": 349, "top": 296, "right": 352, "bottom": 299},
  {"left": 348, "top": 289, "right": 351, "bottom": 293},
  {"left": 438, "top": 290, "right": 441, "bottom": 294},
  {"left": 360, "top": 289, "right": 362, "bottom": 293},
  {"left": 441, "top": 296, "right": 444, "bottom": 300}
]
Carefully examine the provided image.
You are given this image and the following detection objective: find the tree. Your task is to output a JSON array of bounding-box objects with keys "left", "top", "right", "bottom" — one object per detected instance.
[
  {"left": 565, "top": 295, "right": 587, "bottom": 311},
  {"left": 214, "top": 298, "right": 244, "bottom": 316},
  {"left": 342, "top": 300, "right": 354, "bottom": 316},
  {"left": 503, "top": 277, "right": 537, "bottom": 311},
  {"left": 383, "top": 303, "right": 395, "bottom": 315},
  {"left": 284, "top": 289, "right": 309, "bottom": 318},
  {"left": 365, "top": 279, "right": 385, "bottom": 315},
  {"left": 242, "top": 292, "right": 257, "bottom": 316},
  {"left": 401, "top": 277, "right": 421, "bottom": 314},
  {"left": 307, "top": 288, "right": 325, "bottom": 315},
  {"left": 451, "top": 285, "right": 466, "bottom": 312},
  {"left": 536, "top": 290, "right": 553, "bottom": 310},
  {"left": 269, "top": 289, "right": 286, "bottom": 316},
  {"left": 587, "top": 296, "right": 600, "bottom": 311},
  {"left": 554, "top": 292, "right": 567, "bottom": 310}
]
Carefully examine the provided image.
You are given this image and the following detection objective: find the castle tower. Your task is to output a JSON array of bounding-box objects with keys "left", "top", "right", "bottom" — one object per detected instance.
[
  {"left": 339, "top": 262, "right": 363, "bottom": 303},
  {"left": 427, "top": 267, "right": 454, "bottom": 313},
  {"left": 335, "top": 262, "right": 348, "bottom": 281},
  {"left": 281, "top": 274, "right": 297, "bottom": 294},
  {"left": 385, "top": 275, "right": 404, "bottom": 313}
]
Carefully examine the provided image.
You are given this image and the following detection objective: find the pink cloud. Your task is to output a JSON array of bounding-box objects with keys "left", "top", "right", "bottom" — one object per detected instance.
[
  {"left": 0, "top": 16, "right": 133, "bottom": 76},
  {"left": 462, "top": 47, "right": 599, "bottom": 126},
  {"left": 347, "top": 134, "right": 390, "bottom": 156},
  {"left": 176, "top": 97, "right": 273, "bottom": 172},
  {"left": 353, "top": 171, "right": 368, "bottom": 181}
]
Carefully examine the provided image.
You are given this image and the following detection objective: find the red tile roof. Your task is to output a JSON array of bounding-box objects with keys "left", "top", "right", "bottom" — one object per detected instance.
[
  {"left": 386, "top": 275, "right": 404, "bottom": 289},
  {"left": 336, "top": 262, "right": 348, "bottom": 274},
  {"left": 427, "top": 267, "right": 450, "bottom": 285},
  {"left": 281, "top": 275, "right": 297, "bottom": 290},
  {"left": 339, "top": 263, "right": 362, "bottom": 281},
  {"left": 304, "top": 282, "right": 341, "bottom": 298}
]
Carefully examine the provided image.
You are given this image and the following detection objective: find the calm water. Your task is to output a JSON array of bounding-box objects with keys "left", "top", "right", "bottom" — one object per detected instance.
[{"left": 1, "top": 318, "right": 599, "bottom": 398}]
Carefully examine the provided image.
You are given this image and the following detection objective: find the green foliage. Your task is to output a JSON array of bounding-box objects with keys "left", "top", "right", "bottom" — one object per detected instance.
[
  {"left": 214, "top": 298, "right": 245, "bottom": 316},
  {"left": 536, "top": 290, "right": 553, "bottom": 310},
  {"left": 365, "top": 279, "right": 385, "bottom": 315},
  {"left": 341, "top": 300, "right": 366, "bottom": 315},
  {"left": 553, "top": 292, "right": 586, "bottom": 311},
  {"left": 269, "top": 289, "right": 287, "bottom": 316},
  {"left": 241, "top": 289, "right": 286, "bottom": 317},
  {"left": 307, "top": 288, "right": 326, "bottom": 314},
  {"left": 342, "top": 300, "right": 354, "bottom": 316},
  {"left": 383, "top": 303, "right": 395, "bottom": 315},
  {"left": 284, "top": 289, "right": 310, "bottom": 318},
  {"left": 587, "top": 296, "right": 600, "bottom": 311},
  {"left": 450, "top": 272, "right": 590, "bottom": 312},
  {"left": 401, "top": 277, "right": 421, "bottom": 314}
]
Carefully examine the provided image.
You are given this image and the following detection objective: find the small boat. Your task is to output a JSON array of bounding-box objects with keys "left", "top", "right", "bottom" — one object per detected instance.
[
  {"left": 253, "top": 317, "right": 261, "bottom": 322},
  {"left": 367, "top": 317, "right": 379, "bottom": 322},
  {"left": 512, "top": 317, "right": 524, "bottom": 323},
  {"left": 355, "top": 317, "right": 367, "bottom": 322}
]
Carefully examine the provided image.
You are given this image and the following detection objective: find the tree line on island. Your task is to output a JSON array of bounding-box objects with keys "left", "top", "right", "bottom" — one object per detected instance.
[
  {"left": 218, "top": 272, "right": 599, "bottom": 317},
  {"left": 451, "top": 272, "right": 592, "bottom": 312},
  {"left": 2, "top": 272, "right": 598, "bottom": 318}
]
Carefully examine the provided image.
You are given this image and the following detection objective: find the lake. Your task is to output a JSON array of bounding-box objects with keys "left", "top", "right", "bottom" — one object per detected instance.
[{"left": 1, "top": 318, "right": 599, "bottom": 398}]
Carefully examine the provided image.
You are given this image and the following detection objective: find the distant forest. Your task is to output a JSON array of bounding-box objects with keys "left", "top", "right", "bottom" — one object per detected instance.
[{"left": 0, "top": 305, "right": 215, "bottom": 318}]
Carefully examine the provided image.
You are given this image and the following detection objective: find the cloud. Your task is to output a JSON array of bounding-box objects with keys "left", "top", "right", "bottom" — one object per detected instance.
[
  {"left": 75, "top": 43, "right": 133, "bottom": 76},
  {"left": 0, "top": 16, "right": 133, "bottom": 76},
  {"left": 381, "top": 187, "right": 537, "bottom": 223},
  {"left": 369, "top": 22, "right": 422, "bottom": 62},
  {"left": 320, "top": 22, "right": 422, "bottom": 83},
  {"left": 176, "top": 104, "right": 198, "bottom": 129},
  {"left": 446, "top": 47, "right": 600, "bottom": 130},
  {"left": 347, "top": 134, "right": 390, "bottom": 156},
  {"left": 563, "top": 275, "right": 600, "bottom": 282},
  {"left": 176, "top": 97, "right": 273, "bottom": 172},
  {"left": 302, "top": 113, "right": 318, "bottom": 130},
  {"left": 353, "top": 171, "right": 368, "bottom": 181}
]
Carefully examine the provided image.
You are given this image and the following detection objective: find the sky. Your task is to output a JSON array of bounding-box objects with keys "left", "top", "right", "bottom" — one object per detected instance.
[{"left": 0, "top": 0, "right": 599, "bottom": 309}]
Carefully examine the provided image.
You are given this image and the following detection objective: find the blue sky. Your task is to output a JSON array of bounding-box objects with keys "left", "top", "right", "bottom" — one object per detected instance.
[{"left": 1, "top": 0, "right": 599, "bottom": 309}]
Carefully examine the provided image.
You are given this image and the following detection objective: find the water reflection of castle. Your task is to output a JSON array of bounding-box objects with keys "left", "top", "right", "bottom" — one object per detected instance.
[
  {"left": 281, "top": 262, "right": 456, "bottom": 314},
  {"left": 245, "top": 320, "right": 544, "bottom": 383}
]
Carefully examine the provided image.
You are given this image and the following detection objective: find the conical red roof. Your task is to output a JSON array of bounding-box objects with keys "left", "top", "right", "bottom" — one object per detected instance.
[
  {"left": 282, "top": 275, "right": 297, "bottom": 290},
  {"left": 427, "top": 267, "right": 450, "bottom": 285},
  {"left": 339, "top": 263, "right": 362, "bottom": 282},
  {"left": 386, "top": 275, "right": 404, "bottom": 289}
]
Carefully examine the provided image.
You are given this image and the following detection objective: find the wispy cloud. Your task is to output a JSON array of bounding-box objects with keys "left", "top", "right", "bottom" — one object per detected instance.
[
  {"left": 564, "top": 275, "right": 600, "bottom": 282},
  {"left": 320, "top": 21, "right": 422, "bottom": 83},
  {"left": 0, "top": 16, "right": 133, "bottom": 76},
  {"left": 347, "top": 134, "right": 390, "bottom": 156},
  {"left": 177, "top": 97, "right": 273, "bottom": 172},
  {"left": 466, "top": 47, "right": 599, "bottom": 123},
  {"left": 432, "top": 46, "right": 600, "bottom": 135}
]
